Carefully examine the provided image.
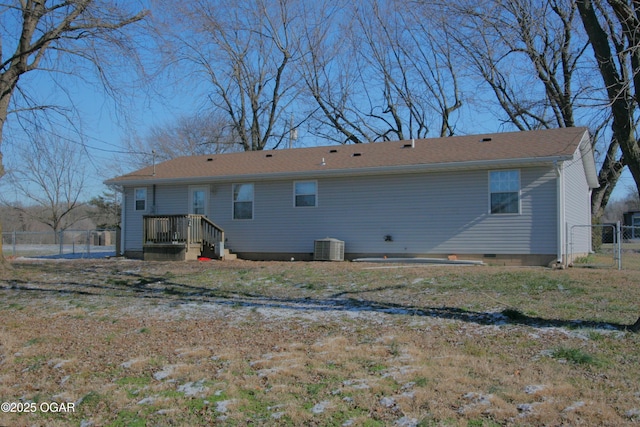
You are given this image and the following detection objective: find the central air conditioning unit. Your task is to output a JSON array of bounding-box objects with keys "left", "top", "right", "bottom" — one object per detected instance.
[{"left": 314, "top": 238, "right": 345, "bottom": 261}]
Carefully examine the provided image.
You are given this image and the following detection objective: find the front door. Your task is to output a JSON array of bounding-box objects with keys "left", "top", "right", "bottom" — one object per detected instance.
[{"left": 189, "top": 186, "right": 209, "bottom": 216}]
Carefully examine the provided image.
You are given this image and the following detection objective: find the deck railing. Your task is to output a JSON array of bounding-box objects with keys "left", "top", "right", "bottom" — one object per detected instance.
[
  {"left": 143, "top": 214, "right": 224, "bottom": 256},
  {"left": 201, "top": 216, "right": 225, "bottom": 252}
]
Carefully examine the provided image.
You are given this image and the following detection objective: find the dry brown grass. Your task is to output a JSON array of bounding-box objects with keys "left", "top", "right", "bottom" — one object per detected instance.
[{"left": 0, "top": 258, "right": 639, "bottom": 426}]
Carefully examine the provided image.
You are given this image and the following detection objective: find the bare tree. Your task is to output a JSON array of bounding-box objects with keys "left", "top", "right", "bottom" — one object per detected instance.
[
  {"left": 158, "top": 0, "right": 304, "bottom": 151},
  {"left": 576, "top": 0, "right": 640, "bottom": 223},
  {"left": 575, "top": 0, "right": 640, "bottom": 331},
  {"left": 354, "top": 0, "right": 463, "bottom": 139},
  {"left": 444, "top": 0, "right": 587, "bottom": 129},
  {"left": 297, "top": 2, "right": 374, "bottom": 144},
  {"left": 123, "top": 111, "right": 239, "bottom": 169},
  {"left": 435, "top": 0, "right": 623, "bottom": 219},
  {"left": 0, "top": 0, "right": 147, "bottom": 265},
  {"left": 2, "top": 136, "right": 89, "bottom": 235},
  {"left": 300, "top": 0, "right": 463, "bottom": 144}
]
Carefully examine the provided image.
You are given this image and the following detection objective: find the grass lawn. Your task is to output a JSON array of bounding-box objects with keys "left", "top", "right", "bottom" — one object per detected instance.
[{"left": 1, "top": 258, "right": 639, "bottom": 426}]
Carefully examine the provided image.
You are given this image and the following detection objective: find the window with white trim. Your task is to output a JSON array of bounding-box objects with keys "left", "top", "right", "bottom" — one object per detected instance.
[
  {"left": 233, "top": 183, "right": 254, "bottom": 220},
  {"left": 134, "top": 188, "right": 147, "bottom": 212},
  {"left": 190, "top": 186, "right": 208, "bottom": 215},
  {"left": 489, "top": 170, "right": 520, "bottom": 214},
  {"left": 294, "top": 181, "right": 317, "bottom": 207}
]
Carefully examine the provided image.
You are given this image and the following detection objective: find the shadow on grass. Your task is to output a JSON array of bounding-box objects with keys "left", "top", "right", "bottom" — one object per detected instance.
[{"left": 1, "top": 266, "right": 636, "bottom": 332}]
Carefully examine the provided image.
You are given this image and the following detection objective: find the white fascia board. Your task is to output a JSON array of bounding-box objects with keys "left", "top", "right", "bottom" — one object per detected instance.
[
  {"left": 578, "top": 133, "right": 599, "bottom": 189},
  {"left": 105, "top": 155, "right": 573, "bottom": 187}
]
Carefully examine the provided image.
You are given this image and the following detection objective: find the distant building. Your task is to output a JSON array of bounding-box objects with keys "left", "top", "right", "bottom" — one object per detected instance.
[{"left": 623, "top": 211, "right": 640, "bottom": 240}]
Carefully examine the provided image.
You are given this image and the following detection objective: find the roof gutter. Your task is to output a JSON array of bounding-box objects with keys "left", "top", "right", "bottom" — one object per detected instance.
[{"left": 105, "top": 155, "right": 574, "bottom": 187}]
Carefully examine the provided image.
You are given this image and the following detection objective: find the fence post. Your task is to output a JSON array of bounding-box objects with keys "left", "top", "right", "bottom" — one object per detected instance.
[
  {"left": 86, "top": 230, "right": 91, "bottom": 257},
  {"left": 12, "top": 231, "right": 16, "bottom": 257},
  {"left": 616, "top": 222, "right": 620, "bottom": 270}
]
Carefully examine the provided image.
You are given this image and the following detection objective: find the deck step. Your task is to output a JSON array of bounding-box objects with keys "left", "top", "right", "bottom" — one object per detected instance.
[{"left": 223, "top": 249, "right": 237, "bottom": 261}]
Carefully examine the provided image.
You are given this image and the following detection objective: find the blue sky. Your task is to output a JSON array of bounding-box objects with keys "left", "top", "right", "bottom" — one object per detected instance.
[{"left": 1, "top": 62, "right": 198, "bottom": 198}]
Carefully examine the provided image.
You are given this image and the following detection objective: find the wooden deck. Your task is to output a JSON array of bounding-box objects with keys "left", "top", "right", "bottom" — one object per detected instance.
[{"left": 143, "top": 214, "right": 226, "bottom": 261}]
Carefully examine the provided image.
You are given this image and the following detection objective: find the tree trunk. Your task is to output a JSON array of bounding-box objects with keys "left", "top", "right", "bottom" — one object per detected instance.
[
  {"left": 0, "top": 121, "right": 6, "bottom": 268},
  {"left": 591, "top": 140, "right": 625, "bottom": 221},
  {"left": 0, "top": 71, "right": 17, "bottom": 269}
]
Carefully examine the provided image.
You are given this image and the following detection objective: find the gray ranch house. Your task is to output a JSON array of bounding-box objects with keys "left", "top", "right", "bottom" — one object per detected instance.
[{"left": 105, "top": 127, "right": 598, "bottom": 266}]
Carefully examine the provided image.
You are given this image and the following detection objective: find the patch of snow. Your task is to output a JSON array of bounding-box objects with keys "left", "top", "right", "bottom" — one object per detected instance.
[
  {"left": 137, "top": 397, "right": 156, "bottom": 405},
  {"left": 563, "top": 401, "right": 585, "bottom": 412},
  {"left": 343, "top": 379, "right": 370, "bottom": 390},
  {"left": 380, "top": 396, "right": 397, "bottom": 408},
  {"left": 48, "top": 359, "right": 72, "bottom": 369},
  {"left": 625, "top": 408, "right": 640, "bottom": 418},
  {"left": 177, "top": 380, "right": 209, "bottom": 397},
  {"left": 458, "top": 392, "right": 493, "bottom": 415},
  {"left": 267, "top": 404, "right": 285, "bottom": 411},
  {"left": 517, "top": 403, "right": 534, "bottom": 415},
  {"left": 120, "top": 357, "right": 146, "bottom": 369},
  {"left": 153, "top": 364, "right": 185, "bottom": 381},
  {"left": 311, "top": 400, "right": 330, "bottom": 414},
  {"left": 394, "top": 417, "right": 418, "bottom": 427},
  {"left": 401, "top": 381, "right": 416, "bottom": 390},
  {"left": 257, "top": 367, "right": 281, "bottom": 378},
  {"left": 216, "top": 399, "right": 235, "bottom": 413},
  {"left": 524, "top": 384, "right": 546, "bottom": 395}
]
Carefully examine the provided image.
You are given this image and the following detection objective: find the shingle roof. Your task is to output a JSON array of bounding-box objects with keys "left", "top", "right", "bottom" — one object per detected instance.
[{"left": 106, "top": 127, "right": 591, "bottom": 185}]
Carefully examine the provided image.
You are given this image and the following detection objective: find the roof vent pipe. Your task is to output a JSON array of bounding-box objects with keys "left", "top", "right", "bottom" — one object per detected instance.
[{"left": 403, "top": 139, "right": 416, "bottom": 149}]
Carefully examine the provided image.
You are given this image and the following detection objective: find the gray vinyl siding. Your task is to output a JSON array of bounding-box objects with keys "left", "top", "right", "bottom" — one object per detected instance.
[
  {"left": 123, "top": 166, "right": 559, "bottom": 257},
  {"left": 207, "top": 167, "right": 558, "bottom": 256},
  {"left": 564, "top": 148, "right": 592, "bottom": 254},
  {"left": 123, "top": 186, "right": 146, "bottom": 252}
]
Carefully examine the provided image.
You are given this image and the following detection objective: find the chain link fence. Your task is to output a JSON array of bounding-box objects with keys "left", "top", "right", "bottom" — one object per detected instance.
[
  {"left": 571, "top": 223, "right": 640, "bottom": 270},
  {"left": 620, "top": 225, "right": 640, "bottom": 270},
  {"left": 2, "top": 229, "right": 118, "bottom": 259}
]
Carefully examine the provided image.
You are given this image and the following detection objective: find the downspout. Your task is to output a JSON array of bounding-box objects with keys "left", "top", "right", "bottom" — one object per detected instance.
[
  {"left": 120, "top": 188, "right": 126, "bottom": 257},
  {"left": 554, "top": 161, "right": 565, "bottom": 265},
  {"left": 152, "top": 184, "right": 156, "bottom": 214}
]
